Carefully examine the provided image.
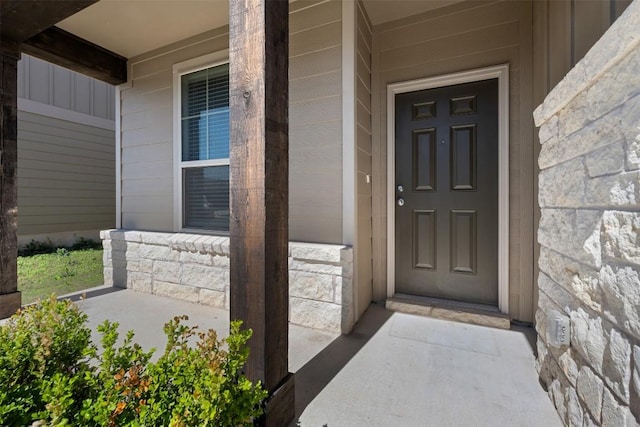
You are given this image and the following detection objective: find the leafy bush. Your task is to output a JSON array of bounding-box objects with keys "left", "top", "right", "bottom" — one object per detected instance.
[
  {"left": 19, "top": 238, "right": 102, "bottom": 257},
  {"left": 18, "top": 239, "right": 57, "bottom": 257},
  {"left": 70, "top": 238, "right": 102, "bottom": 251},
  {"left": 0, "top": 297, "right": 267, "bottom": 426}
]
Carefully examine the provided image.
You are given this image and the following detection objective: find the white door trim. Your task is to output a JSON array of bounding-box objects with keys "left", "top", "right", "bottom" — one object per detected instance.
[{"left": 386, "top": 64, "right": 510, "bottom": 314}]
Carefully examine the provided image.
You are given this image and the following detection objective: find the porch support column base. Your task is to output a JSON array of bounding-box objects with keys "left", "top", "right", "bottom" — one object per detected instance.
[
  {"left": 0, "top": 42, "right": 21, "bottom": 320},
  {"left": 259, "top": 372, "right": 295, "bottom": 427},
  {"left": 0, "top": 291, "right": 21, "bottom": 319}
]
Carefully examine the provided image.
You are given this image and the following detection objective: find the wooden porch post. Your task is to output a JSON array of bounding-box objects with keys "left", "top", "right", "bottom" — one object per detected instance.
[
  {"left": 0, "top": 39, "right": 21, "bottom": 319},
  {"left": 229, "top": 0, "right": 294, "bottom": 426}
]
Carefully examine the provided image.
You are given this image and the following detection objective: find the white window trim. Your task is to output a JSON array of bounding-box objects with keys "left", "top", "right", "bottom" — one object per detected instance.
[
  {"left": 172, "top": 50, "right": 229, "bottom": 233},
  {"left": 386, "top": 64, "right": 510, "bottom": 314}
]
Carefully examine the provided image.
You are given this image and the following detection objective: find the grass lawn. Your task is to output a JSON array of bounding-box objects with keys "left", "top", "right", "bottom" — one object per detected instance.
[{"left": 18, "top": 249, "right": 104, "bottom": 304}]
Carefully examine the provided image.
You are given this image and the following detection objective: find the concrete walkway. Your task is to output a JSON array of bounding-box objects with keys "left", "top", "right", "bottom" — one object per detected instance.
[{"left": 70, "top": 287, "right": 560, "bottom": 427}]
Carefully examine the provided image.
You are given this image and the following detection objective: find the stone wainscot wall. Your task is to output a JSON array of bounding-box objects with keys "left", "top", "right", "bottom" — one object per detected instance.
[
  {"left": 534, "top": 3, "right": 640, "bottom": 426},
  {"left": 101, "top": 230, "right": 354, "bottom": 334}
]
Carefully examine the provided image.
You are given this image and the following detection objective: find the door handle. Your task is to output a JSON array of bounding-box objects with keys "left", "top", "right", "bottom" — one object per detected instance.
[{"left": 397, "top": 197, "right": 405, "bottom": 207}]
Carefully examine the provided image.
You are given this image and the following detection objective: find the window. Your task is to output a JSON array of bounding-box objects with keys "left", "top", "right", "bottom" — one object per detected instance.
[{"left": 177, "top": 62, "right": 230, "bottom": 231}]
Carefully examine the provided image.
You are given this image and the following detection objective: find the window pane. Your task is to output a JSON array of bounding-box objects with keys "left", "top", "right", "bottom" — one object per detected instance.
[
  {"left": 181, "top": 64, "right": 229, "bottom": 161},
  {"left": 181, "top": 69, "right": 208, "bottom": 117},
  {"left": 183, "top": 166, "right": 229, "bottom": 231},
  {"left": 207, "top": 109, "right": 229, "bottom": 159}
]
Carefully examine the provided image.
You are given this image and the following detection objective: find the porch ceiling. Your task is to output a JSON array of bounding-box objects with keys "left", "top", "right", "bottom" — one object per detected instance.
[
  {"left": 57, "top": 0, "right": 229, "bottom": 58},
  {"left": 56, "top": 0, "right": 462, "bottom": 59},
  {"left": 362, "top": 0, "right": 463, "bottom": 25}
]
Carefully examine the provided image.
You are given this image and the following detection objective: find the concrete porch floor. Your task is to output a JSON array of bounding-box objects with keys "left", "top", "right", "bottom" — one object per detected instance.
[{"left": 70, "top": 287, "right": 561, "bottom": 427}]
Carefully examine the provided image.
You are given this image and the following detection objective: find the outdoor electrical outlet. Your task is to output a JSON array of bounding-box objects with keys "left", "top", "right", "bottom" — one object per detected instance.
[{"left": 547, "top": 310, "right": 570, "bottom": 347}]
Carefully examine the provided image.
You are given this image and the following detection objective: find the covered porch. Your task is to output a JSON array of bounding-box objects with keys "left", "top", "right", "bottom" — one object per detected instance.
[
  {"left": 73, "top": 286, "right": 561, "bottom": 426},
  {"left": 2, "top": 0, "right": 637, "bottom": 425}
]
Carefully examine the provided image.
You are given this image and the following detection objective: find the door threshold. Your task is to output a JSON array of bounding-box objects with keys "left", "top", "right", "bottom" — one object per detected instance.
[{"left": 386, "top": 294, "right": 510, "bottom": 330}]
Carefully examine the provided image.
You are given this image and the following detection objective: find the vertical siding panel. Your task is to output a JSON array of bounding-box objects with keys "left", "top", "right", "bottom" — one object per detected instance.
[
  {"left": 28, "top": 57, "right": 49, "bottom": 104},
  {"left": 92, "top": 82, "right": 109, "bottom": 119},
  {"left": 73, "top": 74, "right": 92, "bottom": 115},
  {"left": 52, "top": 65, "right": 72, "bottom": 110},
  {"left": 518, "top": 1, "right": 535, "bottom": 322},
  {"left": 356, "top": 0, "right": 373, "bottom": 316},
  {"left": 17, "top": 58, "right": 25, "bottom": 98}
]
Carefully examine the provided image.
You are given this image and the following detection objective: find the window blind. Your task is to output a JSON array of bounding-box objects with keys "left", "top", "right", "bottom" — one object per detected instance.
[
  {"left": 180, "top": 63, "right": 230, "bottom": 231},
  {"left": 181, "top": 64, "right": 229, "bottom": 162}
]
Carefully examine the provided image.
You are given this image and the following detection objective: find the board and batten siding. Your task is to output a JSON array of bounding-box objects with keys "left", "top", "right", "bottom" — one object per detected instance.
[
  {"left": 355, "top": 0, "right": 373, "bottom": 319},
  {"left": 370, "top": 0, "right": 535, "bottom": 322},
  {"left": 120, "top": 0, "right": 343, "bottom": 244},
  {"left": 17, "top": 111, "right": 115, "bottom": 238},
  {"left": 18, "top": 55, "right": 115, "bottom": 121}
]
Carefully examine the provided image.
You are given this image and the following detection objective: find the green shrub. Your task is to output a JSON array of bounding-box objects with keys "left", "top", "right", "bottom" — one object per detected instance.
[
  {"left": 19, "top": 237, "right": 102, "bottom": 257},
  {"left": 70, "top": 238, "right": 102, "bottom": 251},
  {"left": 0, "top": 297, "right": 267, "bottom": 426},
  {"left": 18, "top": 239, "right": 57, "bottom": 257}
]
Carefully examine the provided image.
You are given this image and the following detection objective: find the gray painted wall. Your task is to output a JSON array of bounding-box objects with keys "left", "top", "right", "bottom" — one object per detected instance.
[
  {"left": 356, "top": 0, "right": 373, "bottom": 319},
  {"left": 370, "top": 0, "right": 536, "bottom": 321},
  {"left": 120, "top": 0, "right": 344, "bottom": 244},
  {"left": 17, "top": 54, "right": 116, "bottom": 246},
  {"left": 17, "top": 112, "right": 115, "bottom": 239}
]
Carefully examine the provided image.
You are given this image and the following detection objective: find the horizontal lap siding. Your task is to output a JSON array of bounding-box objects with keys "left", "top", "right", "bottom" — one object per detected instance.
[
  {"left": 17, "top": 111, "right": 115, "bottom": 235},
  {"left": 121, "top": 29, "right": 228, "bottom": 232},
  {"left": 122, "top": 0, "right": 343, "bottom": 244},
  {"left": 289, "top": 0, "right": 343, "bottom": 244},
  {"left": 372, "top": 0, "right": 535, "bottom": 321},
  {"left": 356, "top": 0, "right": 373, "bottom": 318}
]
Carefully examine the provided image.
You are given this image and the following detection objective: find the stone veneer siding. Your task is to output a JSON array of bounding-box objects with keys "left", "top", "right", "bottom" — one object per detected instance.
[
  {"left": 101, "top": 230, "right": 354, "bottom": 334},
  {"left": 534, "top": 3, "right": 640, "bottom": 426}
]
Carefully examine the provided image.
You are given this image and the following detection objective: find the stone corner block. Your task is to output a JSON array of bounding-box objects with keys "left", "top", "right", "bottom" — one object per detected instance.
[
  {"left": 570, "top": 308, "right": 606, "bottom": 374},
  {"left": 290, "top": 297, "right": 341, "bottom": 333},
  {"left": 153, "top": 260, "right": 181, "bottom": 284},
  {"left": 139, "top": 231, "right": 172, "bottom": 246},
  {"left": 199, "top": 288, "right": 226, "bottom": 308},
  {"left": 290, "top": 242, "right": 344, "bottom": 263},
  {"left": 537, "top": 114, "right": 559, "bottom": 144},
  {"left": 603, "top": 328, "right": 631, "bottom": 404},
  {"left": 576, "top": 366, "right": 604, "bottom": 420},
  {"left": 122, "top": 230, "right": 143, "bottom": 243},
  {"left": 101, "top": 229, "right": 125, "bottom": 241},
  {"left": 602, "top": 387, "right": 634, "bottom": 427},
  {"left": 290, "top": 271, "right": 334, "bottom": 303},
  {"left": 127, "top": 272, "right": 152, "bottom": 294},
  {"left": 211, "top": 236, "right": 230, "bottom": 255},
  {"left": 153, "top": 281, "right": 199, "bottom": 303}
]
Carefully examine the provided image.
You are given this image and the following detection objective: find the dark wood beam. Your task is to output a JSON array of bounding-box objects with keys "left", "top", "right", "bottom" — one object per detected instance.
[
  {"left": 23, "top": 27, "right": 127, "bottom": 85},
  {"left": 228, "top": 0, "right": 293, "bottom": 425},
  {"left": 0, "top": 42, "right": 21, "bottom": 319},
  {"left": 0, "top": 0, "right": 98, "bottom": 42}
]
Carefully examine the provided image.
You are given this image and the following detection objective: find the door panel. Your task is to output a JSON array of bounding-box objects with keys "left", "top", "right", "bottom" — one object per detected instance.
[
  {"left": 413, "top": 129, "right": 436, "bottom": 191},
  {"left": 394, "top": 79, "right": 498, "bottom": 305},
  {"left": 413, "top": 209, "right": 436, "bottom": 270}
]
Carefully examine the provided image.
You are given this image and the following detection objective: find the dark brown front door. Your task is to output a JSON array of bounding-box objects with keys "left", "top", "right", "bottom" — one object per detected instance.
[{"left": 394, "top": 79, "right": 498, "bottom": 305}]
